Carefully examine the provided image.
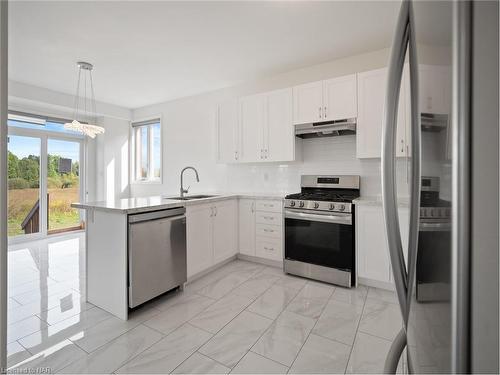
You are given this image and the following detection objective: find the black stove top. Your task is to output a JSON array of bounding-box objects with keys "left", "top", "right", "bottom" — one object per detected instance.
[{"left": 285, "top": 189, "right": 360, "bottom": 203}]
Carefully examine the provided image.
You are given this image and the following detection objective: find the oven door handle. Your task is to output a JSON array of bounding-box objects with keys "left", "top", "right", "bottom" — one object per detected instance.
[
  {"left": 284, "top": 209, "right": 352, "bottom": 225},
  {"left": 419, "top": 222, "right": 451, "bottom": 232}
]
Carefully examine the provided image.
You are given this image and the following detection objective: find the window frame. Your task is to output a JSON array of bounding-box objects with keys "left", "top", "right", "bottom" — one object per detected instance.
[{"left": 130, "top": 117, "right": 162, "bottom": 184}]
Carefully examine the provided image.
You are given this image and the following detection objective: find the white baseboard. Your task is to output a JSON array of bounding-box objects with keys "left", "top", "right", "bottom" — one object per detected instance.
[
  {"left": 358, "top": 277, "right": 395, "bottom": 291},
  {"left": 237, "top": 253, "right": 283, "bottom": 268},
  {"left": 187, "top": 255, "right": 237, "bottom": 284}
]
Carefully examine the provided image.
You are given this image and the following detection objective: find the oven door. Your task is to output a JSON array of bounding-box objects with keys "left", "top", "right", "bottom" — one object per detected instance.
[
  {"left": 284, "top": 209, "right": 353, "bottom": 271},
  {"left": 416, "top": 221, "right": 451, "bottom": 302}
]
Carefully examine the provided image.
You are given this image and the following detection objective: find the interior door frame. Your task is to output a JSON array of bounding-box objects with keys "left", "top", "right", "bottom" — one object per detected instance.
[{"left": 7, "top": 126, "right": 86, "bottom": 244}]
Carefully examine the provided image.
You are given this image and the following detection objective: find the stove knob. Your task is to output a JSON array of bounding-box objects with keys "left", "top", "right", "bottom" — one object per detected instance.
[
  {"left": 314, "top": 202, "right": 319, "bottom": 209},
  {"left": 299, "top": 201, "right": 305, "bottom": 208},
  {"left": 339, "top": 204, "right": 346, "bottom": 212},
  {"left": 329, "top": 203, "right": 335, "bottom": 210},
  {"left": 289, "top": 201, "right": 296, "bottom": 207}
]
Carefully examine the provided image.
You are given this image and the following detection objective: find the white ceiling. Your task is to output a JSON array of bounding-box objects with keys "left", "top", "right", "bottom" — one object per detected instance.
[{"left": 9, "top": 1, "right": 403, "bottom": 109}]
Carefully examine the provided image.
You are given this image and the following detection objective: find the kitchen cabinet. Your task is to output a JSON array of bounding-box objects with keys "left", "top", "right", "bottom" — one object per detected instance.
[
  {"left": 356, "top": 204, "right": 409, "bottom": 285},
  {"left": 239, "top": 88, "right": 296, "bottom": 163},
  {"left": 239, "top": 93, "right": 265, "bottom": 162},
  {"left": 238, "top": 199, "right": 255, "bottom": 256},
  {"left": 238, "top": 198, "right": 283, "bottom": 263},
  {"left": 356, "top": 67, "right": 408, "bottom": 159},
  {"left": 419, "top": 64, "right": 451, "bottom": 115},
  {"left": 216, "top": 99, "right": 239, "bottom": 163},
  {"left": 186, "top": 199, "right": 237, "bottom": 278},
  {"left": 293, "top": 74, "right": 357, "bottom": 125},
  {"left": 186, "top": 203, "right": 214, "bottom": 277},
  {"left": 213, "top": 199, "right": 238, "bottom": 263},
  {"left": 322, "top": 74, "right": 358, "bottom": 121},
  {"left": 292, "top": 81, "right": 323, "bottom": 124},
  {"left": 266, "top": 88, "right": 295, "bottom": 162}
]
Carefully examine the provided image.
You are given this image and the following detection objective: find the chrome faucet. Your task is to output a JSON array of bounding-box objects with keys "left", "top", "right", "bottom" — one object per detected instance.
[{"left": 180, "top": 166, "right": 200, "bottom": 198}]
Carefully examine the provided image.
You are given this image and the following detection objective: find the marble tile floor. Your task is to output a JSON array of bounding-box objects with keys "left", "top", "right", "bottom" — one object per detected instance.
[{"left": 7, "top": 233, "right": 405, "bottom": 374}]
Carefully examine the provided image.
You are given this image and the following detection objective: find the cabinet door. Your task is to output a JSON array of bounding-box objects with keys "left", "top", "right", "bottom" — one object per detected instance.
[
  {"left": 239, "top": 94, "right": 265, "bottom": 162},
  {"left": 216, "top": 100, "right": 239, "bottom": 163},
  {"left": 266, "top": 88, "right": 294, "bottom": 162},
  {"left": 213, "top": 199, "right": 238, "bottom": 263},
  {"left": 356, "top": 68, "right": 407, "bottom": 159},
  {"left": 356, "top": 205, "right": 391, "bottom": 283},
  {"left": 419, "top": 65, "right": 451, "bottom": 115},
  {"left": 238, "top": 199, "right": 255, "bottom": 256},
  {"left": 186, "top": 204, "right": 213, "bottom": 278},
  {"left": 292, "top": 81, "right": 324, "bottom": 125},
  {"left": 323, "top": 74, "right": 357, "bottom": 121}
]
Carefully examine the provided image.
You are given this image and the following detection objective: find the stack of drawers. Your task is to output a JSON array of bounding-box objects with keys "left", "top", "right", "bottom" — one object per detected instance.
[{"left": 254, "top": 199, "right": 283, "bottom": 261}]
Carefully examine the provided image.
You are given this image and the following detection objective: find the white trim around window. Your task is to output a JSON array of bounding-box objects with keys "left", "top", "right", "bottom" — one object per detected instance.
[{"left": 130, "top": 116, "right": 162, "bottom": 184}]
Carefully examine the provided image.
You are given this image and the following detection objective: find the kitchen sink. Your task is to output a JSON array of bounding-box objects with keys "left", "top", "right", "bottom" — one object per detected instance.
[{"left": 167, "top": 194, "right": 218, "bottom": 201}]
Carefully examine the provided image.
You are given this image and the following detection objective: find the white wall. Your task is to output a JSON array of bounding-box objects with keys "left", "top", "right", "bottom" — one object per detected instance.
[{"left": 131, "top": 47, "right": 424, "bottom": 198}]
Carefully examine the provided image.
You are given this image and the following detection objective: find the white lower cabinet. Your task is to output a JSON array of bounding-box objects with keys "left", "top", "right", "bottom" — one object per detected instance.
[
  {"left": 186, "top": 199, "right": 237, "bottom": 278},
  {"left": 238, "top": 198, "right": 283, "bottom": 262},
  {"left": 238, "top": 199, "right": 256, "bottom": 256},
  {"left": 213, "top": 200, "right": 238, "bottom": 263},
  {"left": 186, "top": 203, "right": 214, "bottom": 278},
  {"left": 356, "top": 204, "right": 409, "bottom": 285}
]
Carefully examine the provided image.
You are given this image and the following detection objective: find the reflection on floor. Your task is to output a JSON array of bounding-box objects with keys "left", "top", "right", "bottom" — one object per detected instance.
[{"left": 7, "top": 233, "right": 404, "bottom": 374}]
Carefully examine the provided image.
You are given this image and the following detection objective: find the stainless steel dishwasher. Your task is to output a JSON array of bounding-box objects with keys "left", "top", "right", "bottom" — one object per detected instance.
[{"left": 128, "top": 207, "right": 186, "bottom": 308}]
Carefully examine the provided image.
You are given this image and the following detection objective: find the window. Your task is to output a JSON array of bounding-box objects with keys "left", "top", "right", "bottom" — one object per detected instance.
[{"left": 132, "top": 118, "right": 161, "bottom": 182}]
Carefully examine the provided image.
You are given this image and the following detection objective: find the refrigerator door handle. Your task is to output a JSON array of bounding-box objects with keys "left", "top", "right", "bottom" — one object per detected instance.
[
  {"left": 381, "top": 0, "right": 410, "bottom": 318},
  {"left": 405, "top": 0, "right": 421, "bottom": 324}
]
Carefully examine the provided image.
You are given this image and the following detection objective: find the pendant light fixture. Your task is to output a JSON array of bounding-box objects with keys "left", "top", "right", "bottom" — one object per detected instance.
[{"left": 64, "top": 61, "right": 105, "bottom": 138}]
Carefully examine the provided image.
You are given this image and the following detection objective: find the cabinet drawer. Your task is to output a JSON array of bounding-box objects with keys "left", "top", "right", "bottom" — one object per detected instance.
[
  {"left": 255, "top": 200, "right": 282, "bottom": 213},
  {"left": 256, "top": 224, "right": 281, "bottom": 239},
  {"left": 255, "top": 211, "right": 282, "bottom": 225},
  {"left": 256, "top": 238, "right": 282, "bottom": 261}
]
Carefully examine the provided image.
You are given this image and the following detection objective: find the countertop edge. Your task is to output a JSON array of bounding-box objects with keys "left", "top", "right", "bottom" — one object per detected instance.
[{"left": 72, "top": 193, "right": 285, "bottom": 214}]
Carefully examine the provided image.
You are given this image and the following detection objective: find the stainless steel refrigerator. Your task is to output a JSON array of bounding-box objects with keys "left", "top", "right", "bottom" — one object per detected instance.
[{"left": 381, "top": 0, "right": 499, "bottom": 373}]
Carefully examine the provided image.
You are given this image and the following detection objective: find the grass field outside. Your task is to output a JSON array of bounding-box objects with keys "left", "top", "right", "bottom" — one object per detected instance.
[{"left": 8, "top": 186, "right": 81, "bottom": 237}]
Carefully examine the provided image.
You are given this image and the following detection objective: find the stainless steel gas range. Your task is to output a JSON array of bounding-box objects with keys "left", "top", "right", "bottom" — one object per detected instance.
[{"left": 283, "top": 175, "right": 360, "bottom": 287}]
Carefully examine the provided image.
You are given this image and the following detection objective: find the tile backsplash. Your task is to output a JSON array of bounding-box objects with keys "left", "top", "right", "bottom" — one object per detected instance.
[{"left": 219, "top": 135, "right": 410, "bottom": 197}]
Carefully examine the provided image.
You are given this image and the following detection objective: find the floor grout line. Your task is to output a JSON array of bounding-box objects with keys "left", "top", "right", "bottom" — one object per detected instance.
[
  {"left": 343, "top": 290, "right": 369, "bottom": 374},
  {"left": 285, "top": 285, "right": 335, "bottom": 374}
]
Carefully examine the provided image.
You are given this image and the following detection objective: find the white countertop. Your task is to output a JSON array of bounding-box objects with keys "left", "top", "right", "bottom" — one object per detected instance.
[
  {"left": 72, "top": 192, "right": 285, "bottom": 214},
  {"left": 353, "top": 195, "right": 410, "bottom": 207}
]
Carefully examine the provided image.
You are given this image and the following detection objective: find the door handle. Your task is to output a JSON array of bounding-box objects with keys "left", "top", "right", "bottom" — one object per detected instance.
[{"left": 381, "top": 1, "right": 418, "bottom": 373}]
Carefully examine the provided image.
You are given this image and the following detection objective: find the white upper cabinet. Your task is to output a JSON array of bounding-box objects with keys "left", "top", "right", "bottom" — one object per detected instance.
[
  {"left": 239, "top": 93, "right": 266, "bottom": 163},
  {"left": 238, "top": 89, "right": 296, "bottom": 163},
  {"left": 266, "top": 88, "right": 294, "bottom": 162},
  {"left": 216, "top": 99, "right": 239, "bottom": 163},
  {"left": 419, "top": 64, "right": 451, "bottom": 115},
  {"left": 292, "top": 81, "right": 324, "bottom": 124},
  {"left": 323, "top": 74, "right": 357, "bottom": 121},
  {"left": 293, "top": 74, "right": 357, "bottom": 125},
  {"left": 356, "top": 67, "right": 408, "bottom": 159}
]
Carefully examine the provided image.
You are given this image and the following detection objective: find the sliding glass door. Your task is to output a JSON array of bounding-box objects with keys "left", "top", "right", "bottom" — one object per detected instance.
[
  {"left": 47, "top": 138, "right": 83, "bottom": 234},
  {"left": 7, "top": 116, "right": 85, "bottom": 241},
  {"left": 7, "top": 135, "right": 41, "bottom": 237}
]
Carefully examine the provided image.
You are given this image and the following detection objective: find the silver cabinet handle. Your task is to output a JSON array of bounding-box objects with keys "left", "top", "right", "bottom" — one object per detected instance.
[
  {"left": 324, "top": 106, "right": 327, "bottom": 119},
  {"left": 251, "top": 202, "right": 255, "bottom": 213},
  {"left": 263, "top": 246, "right": 274, "bottom": 251},
  {"left": 318, "top": 107, "right": 322, "bottom": 119},
  {"left": 263, "top": 228, "right": 274, "bottom": 233}
]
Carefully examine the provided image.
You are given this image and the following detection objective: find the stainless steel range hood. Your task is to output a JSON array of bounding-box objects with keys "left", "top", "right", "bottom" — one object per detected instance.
[{"left": 295, "top": 118, "right": 356, "bottom": 139}]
